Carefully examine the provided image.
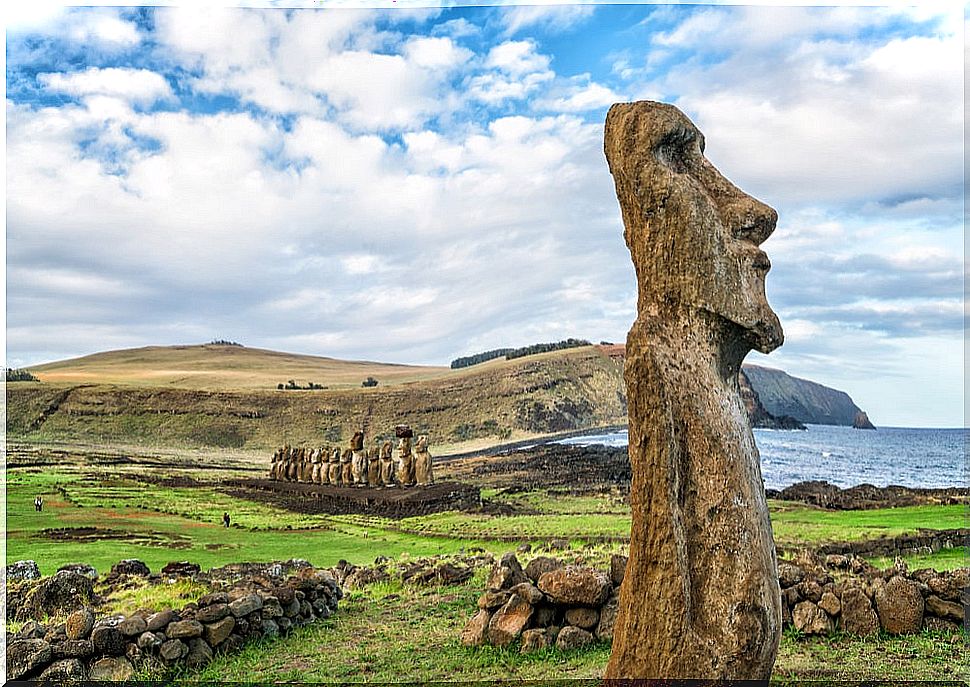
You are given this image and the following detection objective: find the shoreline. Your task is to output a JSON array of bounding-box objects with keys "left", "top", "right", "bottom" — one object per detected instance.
[{"left": 435, "top": 423, "right": 628, "bottom": 462}]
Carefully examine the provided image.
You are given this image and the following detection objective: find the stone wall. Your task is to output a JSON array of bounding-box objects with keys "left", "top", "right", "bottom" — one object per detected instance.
[
  {"left": 6, "top": 561, "right": 342, "bottom": 681},
  {"left": 461, "top": 552, "right": 967, "bottom": 653}
]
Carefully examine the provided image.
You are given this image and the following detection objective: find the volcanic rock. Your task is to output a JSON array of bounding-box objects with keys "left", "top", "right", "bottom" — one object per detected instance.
[
  {"left": 460, "top": 609, "right": 491, "bottom": 647},
  {"left": 875, "top": 576, "right": 924, "bottom": 635},
  {"left": 7, "top": 639, "right": 52, "bottom": 679},
  {"left": 556, "top": 625, "right": 594, "bottom": 650},
  {"left": 88, "top": 656, "right": 135, "bottom": 681},
  {"left": 65, "top": 608, "right": 95, "bottom": 640},
  {"left": 537, "top": 566, "right": 610, "bottom": 607},
  {"left": 487, "top": 594, "right": 533, "bottom": 646}
]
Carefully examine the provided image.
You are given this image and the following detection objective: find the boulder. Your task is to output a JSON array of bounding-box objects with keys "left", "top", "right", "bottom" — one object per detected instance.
[
  {"left": 927, "top": 569, "right": 969, "bottom": 603},
  {"left": 65, "top": 608, "right": 95, "bottom": 640},
  {"left": 565, "top": 607, "right": 600, "bottom": 630},
  {"left": 17, "top": 570, "right": 95, "bottom": 621},
  {"left": 167, "top": 619, "right": 204, "bottom": 639},
  {"left": 875, "top": 576, "right": 924, "bottom": 635},
  {"left": 925, "top": 595, "right": 963, "bottom": 623},
  {"left": 137, "top": 631, "right": 163, "bottom": 651},
  {"left": 538, "top": 566, "right": 611, "bottom": 607},
  {"left": 91, "top": 625, "right": 126, "bottom": 656},
  {"left": 197, "top": 603, "right": 230, "bottom": 623},
  {"left": 147, "top": 609, "right": 176, "bottom": 632},
  {"left": 792, "top": 601, "right": 833, "bottom": 635},
  {"left": 818, "top": 591, "right": 841, "bottom": 617},
  {"left": 520, "top": 628, "right": 551, "bottom": 653},
  {"left": 532, "top": 604, "right": 557, "bottom": 628},
  {"left": 7, "top": 639, "right": 52, "bottom": 679},
  {"left": 110, "top": 559, "right": 151, "bottom": 577},
  {"left": 478, "top": 590, "right": 511, "bottom": 610},
  {"left": 487, "top": 553, "right": 528, "bottom": 592},
  {"left": 57, "top": 563, "right": 99, "bottom": 580},
  {"left": 160, "top": 639, "right": 188, "bottom": 662},
  {"left": 777, "top": 562, "right": 805, "bottom": 588},
  {"left": 185, "top": 637, "right": 213, "bottom": 669},
  {"left": 525, "top": 556, "right": 564, "bottom": 583},
  {"left": 52, "top": 639, "right": 95, "bottom": 659},
  {"left": 7, "top": 560, "right": 42, "bottom": 582},
  {"left": 556, "top": 625, "right": 594, "bottom": 650},
  {"left": 923, "top": 616, "right": 961, "bottom": 633},
  {"left": 161, "top": 561, "right": 201, "bottom": 577},
  {"left": 262, "top": 619, "right": 280, "bottom": 638},
  {"left": 610, "top": 554, "right": 627, "bottom": 588},
  {"left": 39, "top": 658, "right": 87, "bottom": 681},
  {"left": 118, "top": 614, "right": 148, "bottom": 636},
  {"left": 840, "top": 587, "right": 879, "bottom": 636},
  {"left": 461, "top": 610, "right": 492, "bottom": 647},
  {"left": 229, "top": 594, "right": 263, "bottom": 617},
  {"left": 798, "top": 578, "right": 823, "bottom": 603},
  {"left": 204, "top": 616, "right": 236, "bottom": 647},
  {"left": 509, "top": 582, "right": 544, "bottom": 605},
  {"left": 198, "top": 591, "right": 230, "bottom": 606},
  {"left": 487, "top": 594, "right": 534, "bottom": 646},
  {"left": 88, "top": 656, "right": 135, "bottom": 681},
  {"left": 15, "top": 620, "right": 47, "bottom": 640},
  {"left": 596, "top": 596, "right": 619, "bottom": 641}
]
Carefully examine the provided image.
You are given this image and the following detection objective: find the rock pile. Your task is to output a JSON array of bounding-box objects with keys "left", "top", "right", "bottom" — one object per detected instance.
[
  {"left": 461, "top": 552, "right": 624, "bottom": 653},
  {"left": 6, "top": 562, "right": 343, "bottom": 681},
  {"left": 461, "top": 552, "right": 967, "bottom": 654}
]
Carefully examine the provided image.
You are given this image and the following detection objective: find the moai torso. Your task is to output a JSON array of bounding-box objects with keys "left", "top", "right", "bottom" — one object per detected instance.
[
  {"left": 328, "top": 448, "right": 341, "bottom": 485},
  {"left": 367, "top": 447, "right": 382, "bottom": 486},
  {"left": 413, "top": 435, "right": 434, "bottom": 486},
  {"left": 396, "top": 437, "right": 414, "bottom": 486},
  {"left": 311, "top": 449, "right": 324, "bottom": 484},
  {"left": 380, "top": 442, "right": 395, "bottom": 486},
  {"left": 603, "top": 101, "right": 783, "bottom": 681},
  {"left": 340, "top": 449, "right": 353, "bottom": 485}
]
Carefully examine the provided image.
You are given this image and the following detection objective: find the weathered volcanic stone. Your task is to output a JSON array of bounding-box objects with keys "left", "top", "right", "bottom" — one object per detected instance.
[
  {"left": 111, "top": 559, "right": 151, "bottom": 577},
  {"left": 538, "top": 566, "right": 611, "bottom": 607},
  {"left": 65, "top": 608, "right": 95, "bottom": 640},
  {"left": 137, "top": 631, "right": 163, "bottom": 651},
  {"left": 39, "top": 658, "right": 87, "bottom": 681},
  {"left": 610, "top": 554, "right": 627, "bottom": 588},
  {"left": 88, "top": 656, "right": 135, "bottom": 681},
  {"left": 91, "top": 625, "right": 126, "bottom": 656},
  {"left": 7, "top": 639, "right": 52, "bottom": 679},
  {"left": 792, "top": 601, "right": 833, "bottom": 635},
  {"left": 926, "top": 595, "right": 963, "bottom": 623},
  {"left": 602, "top": 101, "right": 784, "bottom": 681},
  {"left": 52, "top": 639, "right": 95, "bottom": 659},
  {"left": 875, "top": 576, "right": 924, "bottom": 635},
  {"left": 196, "top": 603, "right": 230, "bottom": 623},
  {"left": 487, "top": 553, "right": 528, "bottom": 592},
  {"left": 229, "top": 594, "right": 263, "bottom": 617},
  {"left": 167, "top": 619, "right": 204, "bottom": 639},
  {"left": 556, "top": 625, "right": 594, "bottom": 650},
  {"left": 160, "top": 639, "right": 188, "bottom": 662},
  {"left": 185, "top": 637, "right": 214, "bottom": 669},
  {"left": 7, "top": 560, "right": 42, "bottom": 582},
  {"left": 487, "top": 594, "right": 534, "bottom": 646},
  {"left": 840, "top": 587, "right": 879, "bottom": 636},
  {"left": 478, "top": 590, "right": 511, "bottom": 610},
  {"left": 520, "top": 628, "right": 551, "bottom": 654},
  {"left": 118, "top": 614, "right": 148, "bottom": 637},
  {"left": 818, "top": 592, "right": 841, "bottom": 617},
  {"left": 565, "top": 607, "right": 600, "bottom": 630},
  {"left": 777, "top": 563, "right": 805, "bottom": 589},
  {"left": 146, "top": 609, "right": 176, "bottom": 632},
  {"left": 596, "top": 596, "right": 619, "bottom": 641},
  {"left": 524, "top": 556, "right": 563, "bottom": 583},
  {"left": 203, "top": 615, "right": 236, "bottom": 647},
  {"left": 928, "top": 569, "right": 969, "bottom": 602},
  {"left": 509, "top": 582, "right": 544, "bottom": 605},
  {"left": 461, "top": 610, "right": 492, "bottom": 647},
  {"left": 18, "top": 570, "right": 95, "bottom": 621},
  {"left": 57, "top": 562, "right": 100, "bottom": 580}
]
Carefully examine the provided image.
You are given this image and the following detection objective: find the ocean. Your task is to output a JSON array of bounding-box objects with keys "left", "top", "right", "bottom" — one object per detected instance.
[{"left": 557, "top": 424, "right": 968, "bottom": 490}]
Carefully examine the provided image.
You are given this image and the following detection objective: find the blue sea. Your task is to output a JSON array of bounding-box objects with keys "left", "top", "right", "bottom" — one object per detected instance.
[{"left": 557, "top": 425, "right": 967, "bottom": 490}]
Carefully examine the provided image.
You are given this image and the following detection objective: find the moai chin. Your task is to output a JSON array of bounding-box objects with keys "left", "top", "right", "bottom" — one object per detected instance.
[{"left": 603, "top": 101, "right": 783, "bottom": 681}]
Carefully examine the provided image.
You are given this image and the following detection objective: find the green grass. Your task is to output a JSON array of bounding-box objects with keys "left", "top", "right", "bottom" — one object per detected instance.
[{"left": 869, "top": 547, "right": 969, "bottom": 572}]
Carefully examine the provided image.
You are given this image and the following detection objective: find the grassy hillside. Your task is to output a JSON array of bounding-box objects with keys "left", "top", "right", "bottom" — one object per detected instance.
[
  {"left": 9, "top": 345, "right": 627, "bottom": 453},
  {"left": 29, "top": 343, "right": 452, "bottom": 391}
]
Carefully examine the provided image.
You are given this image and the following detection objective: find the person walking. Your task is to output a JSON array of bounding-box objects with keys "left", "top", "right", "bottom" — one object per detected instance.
[
  {"left": 222, "top": 511, "right": 231, "bottom": 528},
  {"left": 34, "top": 496, "right": 43, "bottom": 512}
]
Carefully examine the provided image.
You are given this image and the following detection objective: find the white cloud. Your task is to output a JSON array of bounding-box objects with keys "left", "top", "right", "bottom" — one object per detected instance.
[
  {"left": 39, "top": 67, "right": 173, "bottom": 106},
  {"left": 499, "top": 4, "right": 595, "bottom": 36},
  {"left": 538, "top": 76, "right": 623, "bottom": 113}
]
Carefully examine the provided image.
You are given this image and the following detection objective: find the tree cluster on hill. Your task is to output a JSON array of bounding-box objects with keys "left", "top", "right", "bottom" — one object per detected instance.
[
  {"left": 450, "top": 339, "right": 592, "bottom": 369},
  {"left": 450, "top": 348, "right": 514, "bottom": 369},
  {"left": 277, "top": 380, "right": 326, "bottom": 390},
  {"left": 208, "top": 339, "right": 243, "bottom": 346},
  {"left": 362, "top": 377, "right": 379, "bottom": 387},
  {"left": 5, "top": 368, "right": 38, "bottom": 382}
]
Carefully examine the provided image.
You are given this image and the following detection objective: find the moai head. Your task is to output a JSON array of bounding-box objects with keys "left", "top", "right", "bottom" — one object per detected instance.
[
  {"left": 415, "top": 435, "right": 429, "bottom": 452},
  {"left": 397, "top": 436, "right": 411, "bottom": 455},
  {"left": 312, "top": 449, "right": 322, "bottom": 464},
  {"left": 331, "top": 448, "right": 341, "bottom": 463},
  {"left": 381, "top": 441, "right": 393, "bottom": 459},
  {"left": 604, "top": 101, "right": 783, "bottom": 354},
  {"left": 351, "top": 430, "right": 365, "bottom": 451}
]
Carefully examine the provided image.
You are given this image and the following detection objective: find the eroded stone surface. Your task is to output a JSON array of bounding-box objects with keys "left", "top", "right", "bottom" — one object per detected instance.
[{"left": 603, "top": 101, "right": 783, "bottom": 681}]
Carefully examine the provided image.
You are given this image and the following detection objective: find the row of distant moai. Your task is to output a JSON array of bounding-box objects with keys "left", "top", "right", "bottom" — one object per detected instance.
[{"left": 269, "top": 425, "right": 434, "bottom": 487}]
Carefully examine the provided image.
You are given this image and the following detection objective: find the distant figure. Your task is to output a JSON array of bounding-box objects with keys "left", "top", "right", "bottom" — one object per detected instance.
[
  {"left": 222, "top": 512, "right": 231, "bottom": 528},
  {"left": 34, "top": 496, "right": 43, "bottom": 512}
]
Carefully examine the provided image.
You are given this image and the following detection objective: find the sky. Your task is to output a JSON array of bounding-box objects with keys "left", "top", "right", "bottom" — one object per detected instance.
[{"left": 4, "top": 2, "right": 965, "bottom": 427}]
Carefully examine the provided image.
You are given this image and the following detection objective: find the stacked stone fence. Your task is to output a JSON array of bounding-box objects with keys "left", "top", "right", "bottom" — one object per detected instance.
[
  {"left": 6, "top": 559, "right": 343, "bottom": 681},
  {"left": 462, "top": 551, "right": 967, "bottom": 654},
  {"left": 810, "top": 528, "right": 968, "bottom": 560}
]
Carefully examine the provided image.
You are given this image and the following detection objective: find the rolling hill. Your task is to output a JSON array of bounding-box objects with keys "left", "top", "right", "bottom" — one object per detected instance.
[{"left": 7, "top": 343, "right": 871, "bottom": 454}]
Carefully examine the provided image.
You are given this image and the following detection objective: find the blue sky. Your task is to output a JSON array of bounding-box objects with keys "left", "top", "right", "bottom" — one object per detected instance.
[{"left": 4, "top": 3, "right": 965, "bottom": 427}]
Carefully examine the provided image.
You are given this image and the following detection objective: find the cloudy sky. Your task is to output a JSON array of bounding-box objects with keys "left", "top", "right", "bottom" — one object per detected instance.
[{"left": 5, "top": 2, "right": 964, "bottom": 427}]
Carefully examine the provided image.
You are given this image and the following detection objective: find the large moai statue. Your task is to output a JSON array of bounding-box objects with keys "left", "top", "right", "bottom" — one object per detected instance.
[
  {"left": 394, "top": 426, "right": 415, "bottom": 486},
  {"left": 311, "top": 448, "right": 324, "bottom": 484},
  {"left": 340, "top": 449, "right": 353, "bottom": 486},
  {"left": 269, "top": 449, "right": 281, "bottom": 480},
  {"left": 350, "top": 430, "right": 366, "bottom": 486},
  {"left": 603, "top": 101, "right": 784, "bottom": 681},
  {"left": 379, "top": 441, "right": 395, "bottom": 487},
  {"left": 367, "top": 446, "right": 382, "bottom": 487},
  {"left": 298, "top": 448, "right": 310, "bottom": 483},
  {"left": 328, "top": 448, "right": 341, "bottom": 485},
  {"left": 413, "top": 435, "right": 434, "bottom": 486},
  {"left": 285, "top": 447, "right": 298, "bottom": 482}
]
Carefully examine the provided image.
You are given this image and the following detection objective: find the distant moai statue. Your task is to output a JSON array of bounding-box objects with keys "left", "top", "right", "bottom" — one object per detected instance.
[
  {"left": 286, "top": 446, "right": 298, "bottom": 481},
  {"left": 311, "top": 449, "right": 324, "bottom": 484},
  {"left": 350, "top": 430, "right": 366, "bottom": 486},
  {"left": 269, "top": 448, "right": 281, "bottom": 480},
  {"left": 340, "top": 449, "right": 353, "bottom": 486},
  {"left": 413, "top": 435, "right": 434, "bottom": 486},
  {"left": 379, "top": 441, "right": 395, "bottom": 487},
  {"left": 367, "top": 446, "right": 382, "bottom": 487},
  {"left": 299, "top": 448, "right": 311, "bottom": 482},
  {"left": 395, "top": 426, "right": 415, "bottom": 486},
  {"left": 328, "top": 448, "right": 341, "bottom": 485}
]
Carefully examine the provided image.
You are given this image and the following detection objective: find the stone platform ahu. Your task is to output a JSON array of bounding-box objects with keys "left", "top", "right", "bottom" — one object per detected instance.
[{"left": 604, "top": 101, "right": 785, "bottom": 680}]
